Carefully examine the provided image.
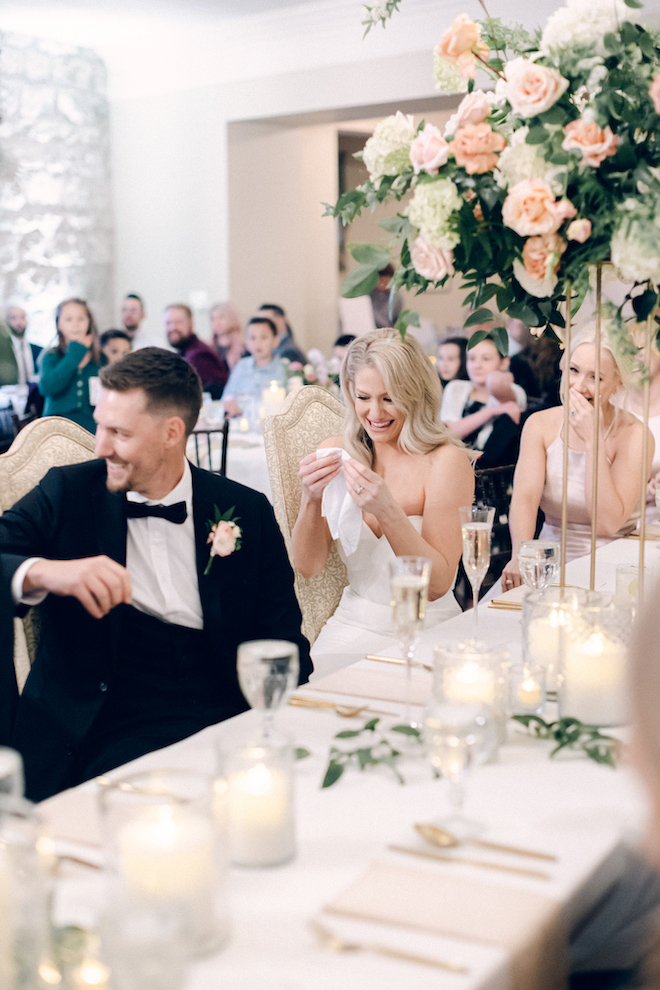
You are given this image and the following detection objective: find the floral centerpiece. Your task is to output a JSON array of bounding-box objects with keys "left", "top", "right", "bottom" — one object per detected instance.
[
  {"left": 282, "top": 349, "right": 341, "bottom": 393},
  {"left": 327, "top": 0, "right": 660, "bottom": 352}
]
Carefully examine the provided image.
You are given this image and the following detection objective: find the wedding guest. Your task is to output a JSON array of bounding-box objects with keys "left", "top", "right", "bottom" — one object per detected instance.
[
  {"left": 100, "top": 329, "right": 132, "bottom": 365},
  {"left": 223, "top": 316, "right": 285, "bottom": 418},
  {"left": 441, "top": 333, "right": 527, "bottom": 467},
  {"left": 0, "top": 306, "right": 42, "bottom": 386},
  {"left": 121, "top": 293, "right": 148, "bottom": 349},
  {"left": 437, "top": 336, "right": 468, "bottom": 388},
  {"left": 39, "top": 298, "right": 104, "bottom": 435},
  {"left": 293, "top": 328, "right": 474, "bottom": 656},
  {"left": 334, "top": 334, "right": 356, "bottom": 363},
  {"left": 258, "top": 304, "right": 306, "bottom": 364},
  {"left": 210, "top": 302, "right": 247, "bottom": 370},
  {"left": 502, "top": 324, "right": 654, "bottom": 589},
  {"left": 165, "top": 303, "right": 229, "bottom": 398},
  {"left": 369, "top": 264, "right": 402, "bottom": 329},
  {"left": 0, "top": 347, "right": 311, "bottom": 801}
]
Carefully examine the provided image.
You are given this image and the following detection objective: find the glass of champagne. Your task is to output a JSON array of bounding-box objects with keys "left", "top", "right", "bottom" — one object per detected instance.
[
  {"left": 518, "top": 540, "right": 560, "bottom": 595},
  {"left": 389, "top": 556, "right": 432, "bottom": 730},
  {"left": 459, "top": 505, "right": 495, "bottom": 628},
  {"left": 424, "top": 701, "right": 489, "bottom": 837},
  {"left": 237, "top": 640, "right": 299, "bottom": 741}
]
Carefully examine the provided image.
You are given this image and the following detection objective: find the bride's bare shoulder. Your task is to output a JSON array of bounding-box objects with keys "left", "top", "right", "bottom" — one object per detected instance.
[{"left": 428, "top": 442, "right": 473, "bottom": 473}]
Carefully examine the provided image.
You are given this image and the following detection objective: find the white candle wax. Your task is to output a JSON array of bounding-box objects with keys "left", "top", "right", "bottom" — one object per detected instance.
[
  {"left": 527, "top": 609, "right": 577, "bottom": 689},
  {"left": 118, "top": 806, "right": 214, "bottom": 899},
  {"left": 261, "top": 381, "right": 286, "bottom": 416},
  {"left": 444, "top": 661, "right": 495, "bottom": 705},
  {"left": 239, "top": 416, "right": 249, "bottom": 432},
  {"left": 562, "top": 630, "right": 628, "bottom": 726},
  {"left": 228, "top": 761, "right": 294, "bottom": 867},
  {"left": 517, "top": 675, "right": 542, "bottom": 709}
]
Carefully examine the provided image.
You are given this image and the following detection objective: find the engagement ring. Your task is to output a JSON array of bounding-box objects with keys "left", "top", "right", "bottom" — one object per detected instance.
[{"left": 355, "top": 485, "right": 364, "bottom": 495}]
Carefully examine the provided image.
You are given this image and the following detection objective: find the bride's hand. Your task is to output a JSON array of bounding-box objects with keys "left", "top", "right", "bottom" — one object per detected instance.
[
  {"left": 299, "top": 450, "right": 342, "bottom": 501},
  {"left": 343, "top": 459, "right": 397, "bottom": 517}
]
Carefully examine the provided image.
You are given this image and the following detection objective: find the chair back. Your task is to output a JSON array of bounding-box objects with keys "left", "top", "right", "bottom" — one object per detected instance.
[
  {"left": 263, "top": 386, "right": 348, "bottom": 646},
  {"left": 0, "top": 417, "right": 96, "bottom": 690}
]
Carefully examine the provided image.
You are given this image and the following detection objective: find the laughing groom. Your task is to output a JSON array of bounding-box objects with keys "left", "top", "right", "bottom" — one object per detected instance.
[{"left": 0, "top": 348, "right": 311, "bottom": 801}]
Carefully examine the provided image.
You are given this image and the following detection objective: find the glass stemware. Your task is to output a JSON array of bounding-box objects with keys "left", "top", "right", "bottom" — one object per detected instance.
[
  {"left": 459, "top": 505, "right": 495, "bottom": 628},
  {"left": 518, "top": 540, "right": 560, "bottom": 595},
  {"left": 424, "top": 702, "right": 489, "bottom": 838},
  {"left": 236, "top": 640, "right": 299, "bottom": 741},
  {"left": 388, "top": 556, "right": 432, "bottom": 730}
]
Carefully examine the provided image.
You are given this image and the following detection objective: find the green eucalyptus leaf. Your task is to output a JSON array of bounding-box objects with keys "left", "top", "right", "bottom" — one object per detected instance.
[
  {"left": 357, "top": 748, "right": 374, "bottom": 769},
  {"left": 526, "top": 126, "right": 549, "bottom": 145},
  {"left": 295, "top": 748, "right": 311, "bottom": 760},
  {"left": 395, "top": 310, "right": 420, "bottom": 334},
  {"left": 490, "top": 326, "right": 509, "bottom": 356},
  {"left": 363, "top": 718, "right": 380, "bottom": 732},
  {"left": 348, "top": 242, "right": 391, "bottom": 269},
  {"left": 467, "top": 329, "right": 490, "bottom": 348},
  {"left": 624, "top": 0, "right": 643, "bottom": 8},
  {"left": 322, "top": 761, "right": 345, "bottom": 788},
  {"left": 391, "top": 724, "right": 422, "bottom": 737},
  {"left": 540, "top": 104, "right": 567, "bottom": 125},
  {"left": 341, "top": 265, "right": 380, "bottom": 299},
  {"left": 464, "top": 307, "right": 494, "bottom": 327},
  {"left": 633, "top": 288, "right": 658, "bottom": 320},
  {"left": 335, "top": 729, "right": 361, "bottom": 739}
]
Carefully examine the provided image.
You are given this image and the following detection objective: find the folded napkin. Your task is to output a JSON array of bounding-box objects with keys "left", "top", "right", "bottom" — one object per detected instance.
[
  {"left": 324, "top": 860, "right": 566, "bottom": 990},
  {"left": 317, "top": 447, "right": 362, "bottom": 556},
  {"left": 308, "top": 664, "right": 432, "bottom": 707}
]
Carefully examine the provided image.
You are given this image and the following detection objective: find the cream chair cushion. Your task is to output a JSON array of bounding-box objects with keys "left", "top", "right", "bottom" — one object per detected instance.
[
  {"left": 263, "top": 386, "right": 348, "bottom": 647},
  {"left": 0, "top": 416, "right": 96, "bottom": 689}
]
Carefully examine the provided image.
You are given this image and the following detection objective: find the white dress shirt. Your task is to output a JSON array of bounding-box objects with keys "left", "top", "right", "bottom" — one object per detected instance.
[
  {"left": 13, "top": 459, "right": 204, "bottom": 630},
  {"left": 11, "top": 334, "right": 35, "bottom": 385},
  {"left": 126, "top": 459, "right": 203, "bottom": 629}
]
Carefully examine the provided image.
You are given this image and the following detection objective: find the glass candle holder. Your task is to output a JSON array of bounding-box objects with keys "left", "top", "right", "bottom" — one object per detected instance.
[
  {"left": 614, "top": 564, "right": 648, "bottom": 611},
  {"left": 522, "top": 588, "right": 588, "bottom": 693},
  {"left": 559, "top": 593, "right": 630, "bottom": 727},
  {"left": 432, "top": 640, "right": 510, "bottom": 754},
  {"left": 508, "top": 664, "right": 546, "bottom": 716},
  {"left": 219, "top": 738, "right": 295, "bottom": 868},
  {"left": 99, "top": 769, "right": 229, "bottom": 959}
]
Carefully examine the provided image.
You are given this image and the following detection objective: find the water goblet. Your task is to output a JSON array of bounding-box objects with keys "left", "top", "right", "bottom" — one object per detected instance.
[
  {"left": 237, "top": 640, "right": 299, "bottom": 740},
  {"left": 388, "top": 556, "right": 431, "bottom": 730},
  {"left": 424, "top": 702, "right": 489, "bottom": 837},
  {"left": 518, "top": 540, "right": 560, "bottom": 595},
  {"left": 459, "top": 505, "right": 495, "bottom": 628}
]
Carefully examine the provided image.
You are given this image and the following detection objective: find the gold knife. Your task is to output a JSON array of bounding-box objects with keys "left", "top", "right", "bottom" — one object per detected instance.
[{"left": 388, "top": 844, "right": 551, "bottom": 880}]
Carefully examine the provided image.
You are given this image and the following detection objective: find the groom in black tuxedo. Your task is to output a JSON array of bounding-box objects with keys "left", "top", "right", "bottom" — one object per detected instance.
[{"left": 0, "top": 348, "right": 311, "bottom": 801}]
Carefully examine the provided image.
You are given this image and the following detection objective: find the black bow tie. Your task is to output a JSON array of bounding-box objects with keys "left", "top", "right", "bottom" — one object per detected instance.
[{"left": 125, "top": 500, "right": 188, "bottom": 524}]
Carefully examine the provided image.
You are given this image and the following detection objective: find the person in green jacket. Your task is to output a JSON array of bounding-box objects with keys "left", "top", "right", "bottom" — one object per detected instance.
[{"left": 39, "top": 298, "right": 104, "bottom": 434}]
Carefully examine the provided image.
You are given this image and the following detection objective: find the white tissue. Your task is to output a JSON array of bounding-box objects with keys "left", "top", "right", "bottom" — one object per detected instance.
[{"left": 315, "top": 447, "right": 363, "bottom": 556}]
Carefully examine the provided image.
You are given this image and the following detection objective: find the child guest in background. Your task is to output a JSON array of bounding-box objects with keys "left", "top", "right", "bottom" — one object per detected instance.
[
  {"left": 100, "top": 329, "right": 132, "bottom": 365},
  {"left": 223, "top": 316, "right": 285, "bottom": 418},
  {"left": 438, "top": 336, "right": 469, "bottom": 388},
  {"left": 39, "top": 298, "right": 104, "bottom": 434}
]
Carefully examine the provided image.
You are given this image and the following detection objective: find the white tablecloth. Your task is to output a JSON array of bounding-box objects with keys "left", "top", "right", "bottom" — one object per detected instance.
[{"left": 186, "top": 423, "right": 272, "bottom": 501}]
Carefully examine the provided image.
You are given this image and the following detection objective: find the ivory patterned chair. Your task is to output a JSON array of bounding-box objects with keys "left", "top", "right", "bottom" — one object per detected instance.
[
  {"left": 0, "top": 417, "right": 96, "bottom": 691},
  {"left": 263, "top": 385, "right": 348, "bottom": 647}
]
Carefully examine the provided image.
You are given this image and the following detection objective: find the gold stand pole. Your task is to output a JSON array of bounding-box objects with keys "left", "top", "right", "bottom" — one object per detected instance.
[
  {"left": 560, "top": 284, "right": 572, "bottom": 593},
  {"left": 638, "top": 312, "right": 653, "bottom": 600},
  {"left": 589, "top": 264, "right": 602, "bottom": 592}
]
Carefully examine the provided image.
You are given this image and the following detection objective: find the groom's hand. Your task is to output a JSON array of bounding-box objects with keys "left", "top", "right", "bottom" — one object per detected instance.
[{"left": 23, "top": 556, "right": 132, "bottom": 619}]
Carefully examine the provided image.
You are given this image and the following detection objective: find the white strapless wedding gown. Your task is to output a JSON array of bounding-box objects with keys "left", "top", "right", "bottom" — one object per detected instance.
[{"left": 311, "top": 516, "right": 461, "bottom": 657}]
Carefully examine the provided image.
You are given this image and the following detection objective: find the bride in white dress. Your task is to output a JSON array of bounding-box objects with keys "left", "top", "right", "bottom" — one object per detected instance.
[{"left": 292, "top": 328, "right": 475, "bottom": 656}]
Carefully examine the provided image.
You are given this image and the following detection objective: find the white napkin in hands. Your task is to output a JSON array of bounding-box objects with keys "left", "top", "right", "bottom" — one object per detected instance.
[{"left": 316, "top": 447, "right": 363, "bottom": 556}]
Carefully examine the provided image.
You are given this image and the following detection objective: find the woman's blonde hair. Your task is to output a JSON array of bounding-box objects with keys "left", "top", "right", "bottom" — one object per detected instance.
[
  {"left": 340, "top": 327, "right": 463, "bottom": 466},
  {"left": 559, "top": 322, "right": 628, "bottom": 400}
]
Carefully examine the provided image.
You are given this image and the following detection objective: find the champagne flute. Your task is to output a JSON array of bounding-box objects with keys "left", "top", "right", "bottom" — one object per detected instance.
[
  {"left": 459, "top": 505, "right": 495, "bottom": 628},
  {"left": 389, "top": 556, "right": 432, "bottom": 730},
  {"left": 518, "top": 540, "right": 560, "bottom": 595},
  {"left": 424, "top": 701, "right": 489, "bottom": 837},
  {"left": 237, "top": 640, "right": 299, "bottom": 740}
]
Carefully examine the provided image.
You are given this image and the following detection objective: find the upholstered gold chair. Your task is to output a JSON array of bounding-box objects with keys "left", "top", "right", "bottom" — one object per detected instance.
[
  {"left": 0, "top": 417, "right": 96, "bottom": 690},
  {"left": 263, "top": 385, "right": 348, "bottom": 647}
]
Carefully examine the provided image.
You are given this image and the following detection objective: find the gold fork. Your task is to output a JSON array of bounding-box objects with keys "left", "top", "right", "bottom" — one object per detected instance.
[
  {"left": 311, "top": 919, "right": 468, "bottom": 973},
  {"left": 289, "top": 696, "right": 394, "bottom": 718}
]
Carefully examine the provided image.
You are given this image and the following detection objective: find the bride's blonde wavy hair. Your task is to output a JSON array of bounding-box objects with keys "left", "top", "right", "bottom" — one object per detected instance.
[{"left": 340, "top": 327, "right": 463, "bottom": 467}]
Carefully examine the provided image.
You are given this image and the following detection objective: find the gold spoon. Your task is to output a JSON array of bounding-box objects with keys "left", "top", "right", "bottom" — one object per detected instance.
[
  {"left": 310, "top": 919, "right": 467, "bottom": 973},
  {"left": 289, "top": 696, "right": 393, "bottom": 718},
  {"left": 415, "top": 823, "right": 557, "bottom": 862}
]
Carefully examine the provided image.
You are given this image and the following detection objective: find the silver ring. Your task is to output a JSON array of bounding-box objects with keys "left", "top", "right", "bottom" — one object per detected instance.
[{"left": 355, "top": 485, "right": 364, "bottom": 495}]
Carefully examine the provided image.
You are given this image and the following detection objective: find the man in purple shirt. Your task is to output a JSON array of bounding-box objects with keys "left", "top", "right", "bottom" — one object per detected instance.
[{"left": 165, "top": 304, "right": 229, "bottom": 398}]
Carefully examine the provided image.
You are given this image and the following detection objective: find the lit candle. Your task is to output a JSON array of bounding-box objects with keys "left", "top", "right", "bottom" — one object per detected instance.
[
  {"left": 239, "top": 416, "right": 249, "bottom": 432},
  {"left": 518, "top": 675, "right": 542, "bottom": 709},
  {"left": 227, "top": 755, "right": 294, "bottom": 867},
  {"left": 527, "top": 607, "right": 578, "bottom": 690},
  {"left": 562, "top": 629, "right": 628, "bottom": 726},
  {"left": 72, "top": 959, "right": 110, "bottom": 989},
  {"left": 260, "top": 381, "right": 286, "bottom": 417},
  {"left": 444, "top": 661, "right": 495, "bottom": 705},
  {"left": 117, "top": 806, "right": 214, "bottom": 899}
]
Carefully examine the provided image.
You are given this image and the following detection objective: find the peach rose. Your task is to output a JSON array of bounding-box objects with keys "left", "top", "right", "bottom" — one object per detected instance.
[
  {"left": 567, "top": 218, "right": 592, "bottom": 243},
  {"left": 522, "top": 232, "right": 565, "bottom": 280},
  {"left": 409, "top": 123, "right": 449, "bottom": 175},
  {"left": 650, "top": 76, "right": 660, "bottom": 114},
  {"left": 561, "top": 120, "right": 619, "bottom": 167},
  {"left": 502, "top": 178, "right": 563, "bottom": 236},
  {"left": 410, "top": 236, "right": 454, "bottom": 281},
  {"left": 455, "top": 90, "right": 491, "bottom": 129},
  {"left": 553, "top": 199, "right": 577, "bottom": 222},
  {"left": 503, "top": 58, "right": 569, "bottom": 119},
  {"left": 208, "top": 519, "right": 241, "bottom": 558},
  {"left": 434, "top": 14, "right": 490, "bottom": 80},
  {"left": 448, "top": 122, "right": 505, "bottom": 175}
]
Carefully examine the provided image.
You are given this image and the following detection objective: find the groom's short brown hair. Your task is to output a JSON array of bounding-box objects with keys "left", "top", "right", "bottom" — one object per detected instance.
[{"left": 99, "top": 347, "right": 202, "bottom": 435}]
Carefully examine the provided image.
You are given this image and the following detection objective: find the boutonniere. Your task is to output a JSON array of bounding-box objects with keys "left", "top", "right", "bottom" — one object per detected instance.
[{"left": 204, "top": 504, "right": 242, "bottom": 575}]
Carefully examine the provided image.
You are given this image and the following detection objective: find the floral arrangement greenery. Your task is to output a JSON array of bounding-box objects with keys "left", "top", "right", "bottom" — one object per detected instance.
[
  {"left": 322, "top": 717, "right": 422, "bottom": 787},
  {"left": 326, "top": 0, "right": 660, "bottom": 352},
  {"left": 282, "top": 350, "right": 341, "bottom": 394},
  {"left": 512, "top": 714, "right": 621, "bottom": 766}
]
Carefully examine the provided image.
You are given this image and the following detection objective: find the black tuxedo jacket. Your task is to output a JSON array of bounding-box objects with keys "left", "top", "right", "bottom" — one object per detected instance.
[{"left": 0, "top": 459, "right": 311, "bottom": 796}]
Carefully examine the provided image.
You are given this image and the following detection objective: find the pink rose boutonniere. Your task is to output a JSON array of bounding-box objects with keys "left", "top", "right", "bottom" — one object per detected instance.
[{"left": 205, "top": 504, "right": 242, "bottom": 575}]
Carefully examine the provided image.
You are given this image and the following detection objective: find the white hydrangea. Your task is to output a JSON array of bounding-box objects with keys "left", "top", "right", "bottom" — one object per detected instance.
[
  {"left": 496, "top": 127, "right": 565, "bottom": 196},
  {"left": 541, "top": 0, "right": 632, "bottom": 56},
  {"left": 362, "top": 111, "right": 417, "bottom": 185},
  {"left": 513, "top": 258, "right": 558, "bottom": 297},
  {"left": 433, "top": 54, "right": 469, "bottom": 94},
  {"left": 611, "top": 218, "right": 660, "bottom": 285},
  {"left": 407, "top": 178, "right": 462, "bottom": 250}
]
